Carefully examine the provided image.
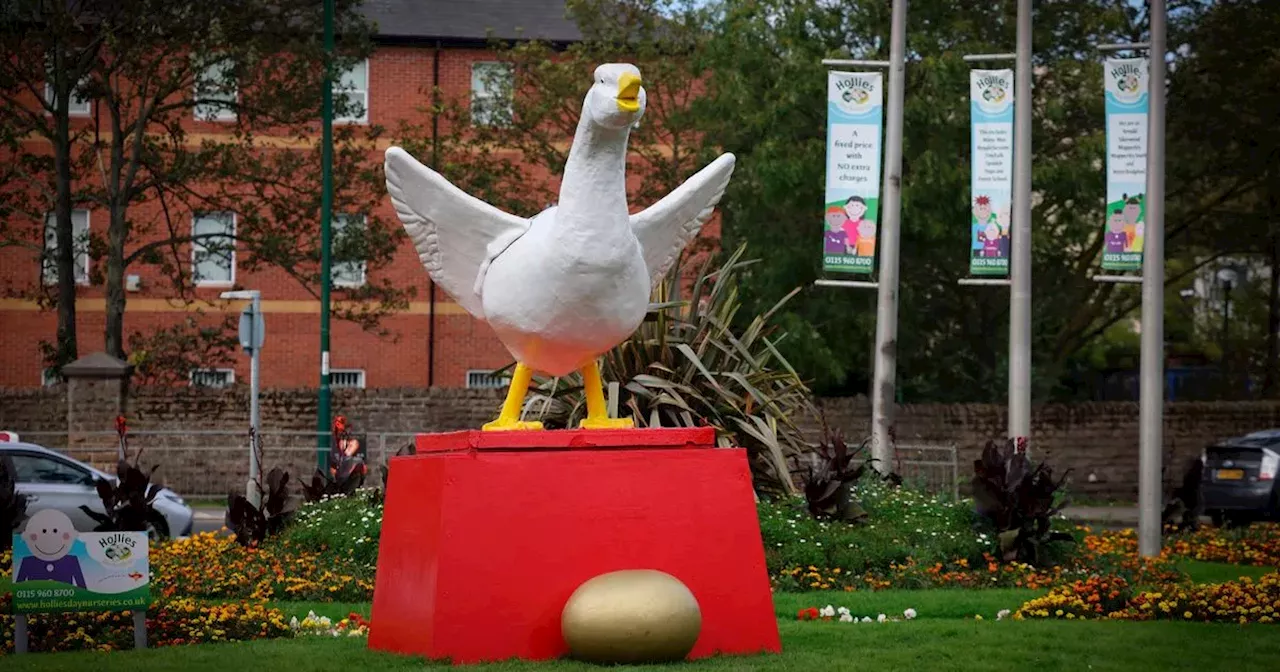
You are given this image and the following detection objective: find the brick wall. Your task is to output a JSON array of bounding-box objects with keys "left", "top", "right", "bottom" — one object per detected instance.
[{"left": 6, "top": 385, "right": 1279, "bottom": 499}]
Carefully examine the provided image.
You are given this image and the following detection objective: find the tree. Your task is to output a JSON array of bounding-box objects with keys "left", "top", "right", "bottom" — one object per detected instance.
[{"left": 0, "top": 0, "right": 408, "bottom": 378}]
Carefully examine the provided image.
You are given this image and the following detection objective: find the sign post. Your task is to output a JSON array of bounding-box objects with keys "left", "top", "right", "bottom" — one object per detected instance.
[{"left": 223, "top": 289, "right": 264, "bottom": 507}]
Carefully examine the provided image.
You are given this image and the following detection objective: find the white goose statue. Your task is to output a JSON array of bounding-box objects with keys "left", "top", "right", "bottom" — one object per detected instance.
[{"left": 385, "top": 63, "right": 735, "bottom": 431}]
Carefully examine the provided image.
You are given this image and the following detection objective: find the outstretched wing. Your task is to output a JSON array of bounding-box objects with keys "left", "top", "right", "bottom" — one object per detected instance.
[
  {"left": 630, "top": 153, "right": 736, "bottom": 286},
  {"left": 384, "top": 146, "right": 529, "bottom": 319}
]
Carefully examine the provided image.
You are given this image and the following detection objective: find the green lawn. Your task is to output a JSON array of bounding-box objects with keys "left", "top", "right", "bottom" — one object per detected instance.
[
  {"left": 1177, "top": 560, "right": 1277, "bottom": 584},
  {"left": 7, "top": 618, "right": 1280, "bottom": 671}
]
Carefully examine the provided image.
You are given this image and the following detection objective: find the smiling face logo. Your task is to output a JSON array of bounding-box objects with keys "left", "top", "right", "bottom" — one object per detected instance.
[
  {"left": 24, "top": 509, "right": 77, "bottom": 561},
  {"left": 834, "top": 75, "right": 877, "bottom": 114}
]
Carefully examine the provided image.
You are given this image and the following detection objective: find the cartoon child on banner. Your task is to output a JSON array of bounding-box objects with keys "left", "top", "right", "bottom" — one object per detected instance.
[
  {"left": 1105, "top": 209, "right": 1127, "bottom": 253},
  {"left": 15, "top": 509, "right": 87, "bottom": 588},
  {"left": 1122, "top": 194, "right": 1144, "bottom": 252},
  {"left": 855, "top": 219, "right": 877, "bottom": 257},
  {"left": 973, "top": 196, "right": 1002, "bottom": 257},
  {"left": 841, "top": 196, "right": 872, "bottom": 253},
  {"left": 824, "top": 205, "right": 849, "bottom": 254}
]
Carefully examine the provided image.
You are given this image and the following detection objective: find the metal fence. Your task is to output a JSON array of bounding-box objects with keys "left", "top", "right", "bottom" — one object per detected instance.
[
  {"left": 10, "top": 430, "right": 420, "bottom": 498},
  {"left": 892, "top": 443, "right": 961, "bottom": 500},
  {"left": 11, "top": 430, "right": 962, "bottom": 501}
]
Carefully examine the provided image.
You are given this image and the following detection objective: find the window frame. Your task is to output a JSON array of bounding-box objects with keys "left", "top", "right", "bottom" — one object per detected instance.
[
  {"left": 470, "top": 61, "right": 514, "bottom": 127},
  {"left": 8, "top": 451, "right": 95, "bottom": 486},
  {"left": 465, "top": 369, "right": 507, "bottom": 389},
  {"left": 330, "top": 368, "right": 367, "bottom": 389},
  {"left": 332, "top": 213, "right": 368, "bottom": 288},
  {"left": 192, "top": 54, "right": 238, "bottom": 122},
  {"left": 43, "top": 57, "right": 92, "bottom": 118},
  {"left": 189, "top": 368, "right": 236, "bottom": 389},
  {"left": 42, "top": 209, "right": 91, "bottom": 286},
  {"left": 334, "top": 58, "right": 369, "bottom": 124},
  {"left": 191, "top": 211, "right": 237, "bottom": 287}
]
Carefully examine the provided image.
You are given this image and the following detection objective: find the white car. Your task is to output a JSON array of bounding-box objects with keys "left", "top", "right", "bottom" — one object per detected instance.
[{"left": 1, "top": 440, "right": 193, "bottom": 538}]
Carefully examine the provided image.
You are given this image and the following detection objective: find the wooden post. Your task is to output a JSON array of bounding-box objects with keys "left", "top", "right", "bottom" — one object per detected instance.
[
  {"left": 133, "top": 610, "right": 148, "bottom": 649},
  {"left": 14, "top": 613, "right": 28, "bottom": 653}
]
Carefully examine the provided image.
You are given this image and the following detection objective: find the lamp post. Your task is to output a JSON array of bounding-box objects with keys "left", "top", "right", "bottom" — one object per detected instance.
[
  {"left": 221, "top": 289, "right": 263, "bottom": 506},
  {"left": 317, "top": 0, "right": 335, "bottom": 471}
]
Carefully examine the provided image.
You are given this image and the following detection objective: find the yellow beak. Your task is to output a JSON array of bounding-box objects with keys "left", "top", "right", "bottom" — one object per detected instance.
[{"left": 616, "top": 72, "right": 642, "bottom": 113}]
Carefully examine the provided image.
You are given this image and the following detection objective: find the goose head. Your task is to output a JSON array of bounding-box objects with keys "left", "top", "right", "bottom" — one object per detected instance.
[{"left": 584, "top": 63, "right": 646, "bottom": 130}]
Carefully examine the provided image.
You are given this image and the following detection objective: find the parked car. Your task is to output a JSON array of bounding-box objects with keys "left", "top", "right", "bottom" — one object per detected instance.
[
  {"left": 0, "top": 439, "right": 193, "bottom": 538},
  {"left": 1202, "top": 429, "right": 1280, "bottom": 526}
]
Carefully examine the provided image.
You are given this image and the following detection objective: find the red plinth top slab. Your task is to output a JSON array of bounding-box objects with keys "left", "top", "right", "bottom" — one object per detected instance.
[{"left": 414, "top": 426, "right": 717, "bottom": 453}]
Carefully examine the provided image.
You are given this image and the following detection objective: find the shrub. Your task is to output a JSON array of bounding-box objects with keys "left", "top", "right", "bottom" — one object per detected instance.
[
  {"left": 0, "top": 455, "right": 29, "bottom": 551},
  {"left": 226, "top": 465, "right": 295, "bottom": 547},
  {"left": 971, "top": 439, "right": 1074, "bottom": 565},
  {"left": 79, "top": 416, "right": 169, "bottom": 536},
  {"left": 759, "top": 480, "right": 984, "bottom": 577},
  {"left": 278, "top": 490, "right": 383, "bottom": 569},
  {"left": 525, "top": 245, "right": 818, "bottom": 496}
]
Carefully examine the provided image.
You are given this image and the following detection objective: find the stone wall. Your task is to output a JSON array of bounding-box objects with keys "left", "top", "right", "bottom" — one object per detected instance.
[
  {"left": 4, "top": 384, "right": 1279, "bottom": 500},
  {"left": 814, "top": 397, "right": 1280, "bottom": 499}
]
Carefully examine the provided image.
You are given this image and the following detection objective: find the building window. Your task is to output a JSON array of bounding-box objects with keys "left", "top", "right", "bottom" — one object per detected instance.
[
  {"left": 332, "top": 214, "right": 367, "bottom": 287},
  {"left": 42, "top": 209, "right": 90, "bottom": 286},
  {"left": 335, "top": 58, "right": 368, "bottom": 124},
  {"left": 466, "top": 370, "right": 507, "bottom": 389},
  {"left": 470, "top": 62, "right": 513, "bottom": 127},
  {"left": 44, "top": 58, "right": 91, "bottom": 117},
  {"left": 192, "top": 212, "right": 235, "bottom": 286},
  {"left": 193, "top": 55, "right": 237, "bottom": 122},
  {"left": 330, "top": 369, "right": 366, "bottom": 389},
  {"left": 190, "top": 368, "right": 235, "bottom": 388},
  {"left": 41, "top": 368, "right": 61, "bottom": 386}
]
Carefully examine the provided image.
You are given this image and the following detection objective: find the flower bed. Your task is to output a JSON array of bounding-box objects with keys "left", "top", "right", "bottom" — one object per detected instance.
[
  {"left": 151, "top": 532, "right": 374, "bottom": 602},
  {"left": 0, "top": 594, "right": 292, "bottom": 654},
  {"left": 1016, "top": 571, "right": 1280, "bottom": 625}
]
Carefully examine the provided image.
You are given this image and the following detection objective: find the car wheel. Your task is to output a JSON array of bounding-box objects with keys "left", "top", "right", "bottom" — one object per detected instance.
[{"left": 146, "top": 514, "right": 171, "bottom": 541}]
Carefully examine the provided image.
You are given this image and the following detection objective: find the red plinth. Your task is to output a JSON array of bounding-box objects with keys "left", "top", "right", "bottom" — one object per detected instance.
[{"left": 369, "top": 427, "right": 781, "bottom": 664}]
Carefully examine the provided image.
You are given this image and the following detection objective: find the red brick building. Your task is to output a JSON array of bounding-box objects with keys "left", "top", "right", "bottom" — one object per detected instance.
[{"left": 0, "top": 1, "right": 595, "bottom": 390}]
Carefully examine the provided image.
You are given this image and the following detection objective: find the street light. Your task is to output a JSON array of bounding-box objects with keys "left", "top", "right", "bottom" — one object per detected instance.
[{"left": 221, "top": 289, "right": 264, "bottom": 506}]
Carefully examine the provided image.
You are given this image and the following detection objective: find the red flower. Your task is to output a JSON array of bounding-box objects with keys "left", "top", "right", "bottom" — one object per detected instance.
[
  {"left": 115, "top": 415, "right": 128, "bottom": 435},
  {"left": 334, "top": 416, "right": 348, "bottom": 434}
]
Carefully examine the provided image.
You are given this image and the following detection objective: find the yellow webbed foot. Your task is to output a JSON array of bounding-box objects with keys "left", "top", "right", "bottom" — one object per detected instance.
[
  {"left": 578, "top": 416, "right": 634, "bottom": 430},
  {"left": 577, "top": 359, "right": 633, "bottom": 430},
  {"left": 482, "top": 418, "right": 545, "bottom": 432},
  {"left": 482, "top": 362, "right": 543, "bottom": 431}
]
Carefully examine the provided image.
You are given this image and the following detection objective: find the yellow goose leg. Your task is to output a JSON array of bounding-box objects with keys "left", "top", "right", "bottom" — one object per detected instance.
[
  {"left": 578, "top": 360, "right": 634, "bottom": 430},
  {"left": 482, "top": 363, "right": 544, "bottom": 431}
]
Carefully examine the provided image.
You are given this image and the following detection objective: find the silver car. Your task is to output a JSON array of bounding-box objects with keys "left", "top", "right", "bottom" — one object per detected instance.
[{"left": 1, "top": 441, "right": 193, "bottom": 538}]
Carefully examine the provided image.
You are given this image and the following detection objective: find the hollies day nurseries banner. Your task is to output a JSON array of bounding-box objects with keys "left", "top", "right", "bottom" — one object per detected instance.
[
  {"left": 12, "top": 509, "right": 149, "bottom": 614},
  {"left": 823, "top": 71, "right": 884, "bottom": 274},
  {"left": 1102, "top": 57, "right": 1149, "bottom": 271},
  {"left": 969, "top": 69, "right": 1014, "bottom": 276}
]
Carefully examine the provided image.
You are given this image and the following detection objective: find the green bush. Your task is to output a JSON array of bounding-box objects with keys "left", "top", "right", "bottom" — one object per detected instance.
[
  {"left": 759, "top": 480, "right": 986, "bottom": 575},
  {"left": 276, "top": 490, "right": 383, "bottom": 569}
]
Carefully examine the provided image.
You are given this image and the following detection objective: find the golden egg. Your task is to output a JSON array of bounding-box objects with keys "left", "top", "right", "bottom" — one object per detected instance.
[{"left": 561, "top": 569, "right": 702, "bottom": 664}]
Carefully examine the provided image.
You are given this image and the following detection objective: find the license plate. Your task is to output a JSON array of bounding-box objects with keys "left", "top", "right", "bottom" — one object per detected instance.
[{"left": 1217, "top": 469, "right": 1245, "bottom": 480}]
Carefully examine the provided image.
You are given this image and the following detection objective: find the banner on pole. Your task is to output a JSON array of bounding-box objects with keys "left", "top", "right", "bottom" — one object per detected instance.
[
  {"left": 969, "top": 69, "right": 1014, "bottom": 276},
  {"left": 1102, "top": 57, "right": 1149, "bottom": 271},
  {"left": 823, "top": 71, "right": 884, "bottom": 274}
]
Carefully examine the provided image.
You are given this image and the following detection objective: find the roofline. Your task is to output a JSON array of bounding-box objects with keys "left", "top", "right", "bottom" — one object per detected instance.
[{"left": 373, "top": 34, "right": 577, "bottom": 50}]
